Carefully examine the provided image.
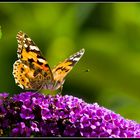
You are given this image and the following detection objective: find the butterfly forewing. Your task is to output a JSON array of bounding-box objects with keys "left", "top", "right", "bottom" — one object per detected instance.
[{"left": 52, "top": 48, "right": 85, "bottom": 90}]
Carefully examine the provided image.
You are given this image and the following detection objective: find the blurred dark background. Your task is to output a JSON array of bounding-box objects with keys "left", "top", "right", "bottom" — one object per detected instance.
[{"left": 0, "top": 3, "right": 140, "bottom": 122}]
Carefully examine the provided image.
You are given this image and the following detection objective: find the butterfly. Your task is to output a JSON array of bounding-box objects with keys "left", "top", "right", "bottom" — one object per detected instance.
[{"left": 13, "top": 31, "right": 85, "bottom": 92}]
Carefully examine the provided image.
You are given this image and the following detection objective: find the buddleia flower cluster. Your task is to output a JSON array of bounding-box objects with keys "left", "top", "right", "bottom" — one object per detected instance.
[{"left": 0, "top": 92, "right": 140, "bottom": 137}]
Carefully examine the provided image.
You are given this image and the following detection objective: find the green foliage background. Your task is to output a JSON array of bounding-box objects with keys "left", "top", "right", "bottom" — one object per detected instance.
[{"left": 0, "top": 3, "right": 140, "bottom": 122}]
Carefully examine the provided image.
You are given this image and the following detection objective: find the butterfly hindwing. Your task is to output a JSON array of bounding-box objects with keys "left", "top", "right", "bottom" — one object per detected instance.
[
  {"left": 13, "top": 60, "right": 34, "bottom": 89},
  {"left": 52, "top": 48, "right": 85, "bottom": 90}
]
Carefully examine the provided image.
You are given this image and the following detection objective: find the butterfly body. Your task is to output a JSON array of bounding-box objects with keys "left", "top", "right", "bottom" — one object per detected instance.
[{"left": 13, "top": 31, "right": 85, "bottom": 92}]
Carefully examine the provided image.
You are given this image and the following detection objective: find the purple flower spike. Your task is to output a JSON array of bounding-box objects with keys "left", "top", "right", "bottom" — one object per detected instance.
[{"left": 0, "top": 91, "right": 140, "bottom": 137}]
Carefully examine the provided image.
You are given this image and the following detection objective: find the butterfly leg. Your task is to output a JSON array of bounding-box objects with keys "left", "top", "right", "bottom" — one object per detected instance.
[{"left": 58, "top": 85, "right": 63, "bottom": 94}]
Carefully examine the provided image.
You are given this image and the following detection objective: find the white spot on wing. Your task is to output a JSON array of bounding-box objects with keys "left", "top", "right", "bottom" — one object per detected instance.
[
  {"left": 19, "top": 84, "right": 24, "bottom": 89},
  {"left": 15, "top": 79, "right": 19, "bottom": 83},
  {"left": 27, "top": 37, "right": 31, "bottom": 41},
  {"left": 17, "top": 54, "right": 20, "bottom": 58},
  {"left": 24, "top": 44, "right": 28, "bottom": 48},
  {"left": 18, "top": 45, "right": 22, "bottom": 49},
  {"left": 38, "top": 58, "right": 46, "bottom": 63},
  {"left": 17, "top": 40, "right": 21, "bottom": 43},
  {"left": 72, "top": 57, "right": 81, "bottom": 61},
  {"left": 29, "top": 45, "right": 40, "bottom": 51}
]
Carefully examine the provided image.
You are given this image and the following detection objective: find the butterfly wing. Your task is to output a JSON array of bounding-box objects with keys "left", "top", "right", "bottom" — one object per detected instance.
[
  {"left": 13, "top": 31, "right": 54, "bottom": 90},
  {"left": 16, "top": 31, "right": 42, "bottom": 60},
  {"left": 52, "top": 48, "right": 85, "bottom": 90}
]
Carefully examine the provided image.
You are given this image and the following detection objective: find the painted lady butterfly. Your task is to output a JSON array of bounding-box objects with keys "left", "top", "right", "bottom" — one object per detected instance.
[{"left": 13, "top": 31, "right": 85, "bottom": 92}]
